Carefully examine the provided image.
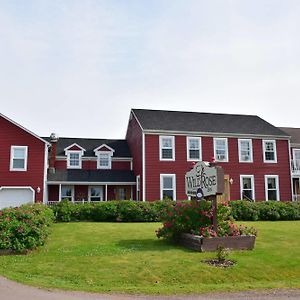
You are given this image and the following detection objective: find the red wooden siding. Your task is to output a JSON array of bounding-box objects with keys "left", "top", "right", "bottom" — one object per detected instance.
[
  {"left": 126, "top": 114, "right": 143, "bottom": 200},
  {"left": 48, "top": 185, "right": 59, "bottom": 202},
  {"left": 144, "top": 134, "right": 292, "bottom": 201},
  {"left": 67, "top": 145, "right": 83, "bottom": 151},
  {"left": 0, "top": 116, "right": 46, "bottom": 203},
  {"left": 75, "top": 185, "right": 88, "bottom": 201}
]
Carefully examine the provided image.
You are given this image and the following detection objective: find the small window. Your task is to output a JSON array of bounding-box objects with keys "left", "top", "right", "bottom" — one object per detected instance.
[
  {"left": 160, "top": 174, "right": 176, "bottom": 200},
  {"left": 97, "top": 152, "right": 112, "bottom": 169},
  {"left": 265, "top": 175, "right": 279, "bottom": 201},
  {"left": 238, "top": 139, "right": 253, "bottom": 162},
  {"left": 61, "top": 186, "right": 73, "bottom": 202},
  {"left": 10, "top": 146, "right": 28, "bottom": 171},
  {"left": 89, "top": 186, "right": 103, "bottom": 202},
  {"left": 263, "top": 140, "right": 277, "bottom": 163},
  {"left": 214, "top": 138, "right": 228, "bottom": 162},
  {"left": 240, "top": 175, "right": 255, "bottom": 200},
  {"left": 187, "top": 137, "right": 201, "bottom": 161},
  {"left": 67, "top": 151, "right": 82, "bottom": 169},
  {"left": 136, "top": 175, "right": 140, "bottom": 201},
  {"left": 159, "top": 136, "right": 175, "bottom": 160}
]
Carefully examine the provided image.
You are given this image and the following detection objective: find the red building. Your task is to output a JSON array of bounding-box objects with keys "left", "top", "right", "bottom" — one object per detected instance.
[
  {"left": 0, "top": 109, "right": 298, "bottom": 208},
  {"left": 127, "top": 109, "right": 293, "bottom": 202},
  {"left": 0, "top": 113, "right": 49, "bottom": 209}
]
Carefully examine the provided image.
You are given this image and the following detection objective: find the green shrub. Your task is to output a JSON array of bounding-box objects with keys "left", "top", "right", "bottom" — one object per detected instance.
[
  {"left": 51, "top": 200, "right": 175, "bottom": 222},
  {"left": 0, "top": 204, "right": 54, "bottom": 252},
  {"left": 229, "top": 200, "right": 300, "bottom": 221},
  {"left": 155, "top": 200, "right": 249, "bottom": 240}
]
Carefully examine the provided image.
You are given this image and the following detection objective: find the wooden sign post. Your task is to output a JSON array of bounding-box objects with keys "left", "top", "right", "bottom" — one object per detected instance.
[{"left": 185, "top": 162, "right": 224, "bottom": 233}]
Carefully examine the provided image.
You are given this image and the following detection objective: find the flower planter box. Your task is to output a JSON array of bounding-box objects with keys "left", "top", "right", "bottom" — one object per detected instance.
[{"left": 179, "top": 233, "right": 256, "bottom": 252}]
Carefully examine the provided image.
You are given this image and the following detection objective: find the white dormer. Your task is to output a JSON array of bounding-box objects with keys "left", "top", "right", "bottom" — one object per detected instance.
[
  {"left": 93, "top": 144, "right": 115, "bottom": 169},
  {"left": 64, "top": 143, "right": 86, "bottom": 169}
]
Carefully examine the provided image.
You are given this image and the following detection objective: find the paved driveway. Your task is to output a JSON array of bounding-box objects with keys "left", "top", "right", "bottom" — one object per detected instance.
[{"left": 1, "top": 276, "right": 300, "bottom": 300}]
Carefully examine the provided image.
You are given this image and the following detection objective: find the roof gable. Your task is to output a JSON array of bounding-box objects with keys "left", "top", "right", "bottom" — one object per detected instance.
[
  {"left": 64, "top": 143, "right": 86, "bottom": 154},
  {"left": 132, "top": 109, "right": 289, "bottom": 138},
  {"left": 0, "top": 113, "right": 50, "bottom": 145},
  {"left": 94, "top": 144, "right": 115, "bottom": 153}
]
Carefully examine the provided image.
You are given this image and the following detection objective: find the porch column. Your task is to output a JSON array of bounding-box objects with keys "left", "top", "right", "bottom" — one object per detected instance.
[
  {"left": 105, "top": 184, "right": 108, "bottom": 201},
  {"left": 58, "top": 184, "right": 62, "bottom": 202},
  {"left": 130, "top": 186, "right": 133, "bottom": 200}
]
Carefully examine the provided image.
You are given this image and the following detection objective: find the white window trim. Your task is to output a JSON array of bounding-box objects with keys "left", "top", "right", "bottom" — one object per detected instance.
[
  {"left": 213, "top": 138, "right": 228, "bottom": 162},
  {"left": 263, "top": 140, "right": 277, "bottom": 163},
  {"left": 240, "top": 175, "right": 255, "bottom": 201},
  {"left": 88, "top": 186, "right": 103, "bottom": 202},
  {"left": 292, "top": 148, "right": 300, "bottom": 160},
  {"left": 160, "top": 174, "right": 176, "bottom": 201},
  {"left": 264, "top": 175, "right": 280, "bottom": 201},
  {"left": 186, "top": 136, "right": 202, "bottom": 161},
  {"left": 60, "top": 185, "right": 74, "bottom": 202},
  {"left": 66, "top": 150, "right": 83, "bottom": 169},
  {"left": 10, "top": 146, "right": 28, "bottom": 171},
  {"left": 159, "top": 136, "right": 175, "bottom": 161},
  {"left": 136, "top": 175, "right": 140, "bottom": 201},
  {"left": 96, "top": 151, "right": 113, "bottom": 169},
  {"left": 238, "top": 139, "right": 253, "bottom": 163}
]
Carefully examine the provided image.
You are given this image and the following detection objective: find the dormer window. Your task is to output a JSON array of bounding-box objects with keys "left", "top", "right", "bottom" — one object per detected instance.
[
  {"left": 94, "top": 144, "right": 115, "bottom": 169},
  {"left": 64, "top": 143, "right": 86, "bottom": 169}
]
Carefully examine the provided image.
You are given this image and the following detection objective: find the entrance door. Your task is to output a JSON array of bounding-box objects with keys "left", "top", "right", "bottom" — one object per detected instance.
[{"left": 217, "top": 175, "right": 230, "bottom": 203}]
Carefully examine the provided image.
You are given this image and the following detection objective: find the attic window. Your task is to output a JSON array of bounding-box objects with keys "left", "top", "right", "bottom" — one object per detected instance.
[
  {"left": 94, "top": 144, "right": 115, "bottom": 170},
  {"left": 67, "top": 151, "right": 82, "bottom": 169}
]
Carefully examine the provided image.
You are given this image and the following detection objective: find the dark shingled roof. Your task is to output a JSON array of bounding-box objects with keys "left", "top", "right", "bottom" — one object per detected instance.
[
  {"left": 132, "top": 109, "right": 289, "bottom": 137},
  {"left": 48, "top": 169, "right": 136, "bottom": 183},
  {"left": 43, "top": 137, "right": 131, "bottom": 158},
  {"left": 278, "top": 127, "right": 300, "bottom": 145}
]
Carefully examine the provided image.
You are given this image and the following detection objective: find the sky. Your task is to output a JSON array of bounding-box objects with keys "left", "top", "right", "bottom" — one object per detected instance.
[{"left": 0, "top": 0, "right": 300, "bottom": 139}]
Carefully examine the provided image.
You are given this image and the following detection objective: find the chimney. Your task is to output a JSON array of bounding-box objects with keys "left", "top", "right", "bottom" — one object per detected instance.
[{"left": 49, "top": 133, "right": 59, "bottom": 174}]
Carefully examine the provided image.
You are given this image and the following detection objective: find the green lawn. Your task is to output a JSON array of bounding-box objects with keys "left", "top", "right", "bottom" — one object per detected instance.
[{"left": 0, "top": 221, "right": 299, "bottom": 294}]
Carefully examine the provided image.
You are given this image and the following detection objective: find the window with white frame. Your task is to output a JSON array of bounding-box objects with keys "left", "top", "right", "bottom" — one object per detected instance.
[
  {"left": 89, "top": 186, "right": 103, "bottom": 202},
  {"left": 160, "top": 174, "right": 176, "bottom": 200},
  {"left": 67, "top": 151, "right": 82, "bottom": 169},
  {"left": 61, "top": 186, "right": 73, "bottom": 201},
  {"left": 265, "top": 175, "right": 279, "bottom": 201},
  {"left": 240, "top": 175, "right": 255, "bottom": 200},
  {"left": 187, "top": 137, "right": 201, "bottom": 161},
  {"left": 293, "top": 149, "right": 300, "bottom": 170},
  {"left": 97, "top": 152, "right": 112, "bottom": 169},
  {"left": 136, "top": 175, "right": 140, "bottom": 201},
  {"left": 10, "top": 146, "right": 28, "bottom": 171},
  {"left": 238, "top": 139, "right": 253, "bottom": 162},
  {"left": 160, "top": 136, "right": 175, "bottom": 160},
  {"left": 214, "top": 138, "right": 228, "bottom": 162},
  {"left": 263, "top": 140, "right": 277, "bottom": 163}
]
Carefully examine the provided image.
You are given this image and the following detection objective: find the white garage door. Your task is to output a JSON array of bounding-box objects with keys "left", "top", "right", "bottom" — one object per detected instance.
[{"left": 0, "top": 187, "right": 34, "bottom": 209}]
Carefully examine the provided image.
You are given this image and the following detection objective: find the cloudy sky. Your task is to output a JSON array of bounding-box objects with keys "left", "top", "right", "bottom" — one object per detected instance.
[{"left": 1, "top": 0, "right": 299, "bottom": 139}]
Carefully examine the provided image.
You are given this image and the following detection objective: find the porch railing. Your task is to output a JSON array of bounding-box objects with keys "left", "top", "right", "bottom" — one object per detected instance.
[{"left": 291, "top": 159, "right": 300, "bottom": 174}]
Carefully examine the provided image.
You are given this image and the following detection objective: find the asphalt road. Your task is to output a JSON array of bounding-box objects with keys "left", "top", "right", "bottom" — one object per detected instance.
[{"left": 0, "top": 276, "right": 300, "bottom": 300}]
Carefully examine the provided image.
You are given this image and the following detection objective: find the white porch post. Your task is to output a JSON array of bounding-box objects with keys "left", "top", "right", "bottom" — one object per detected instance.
[
  {"left": 105, "top": 184, "right": 108, "bottom": 201},
  {"left": 58, "top": 184, "right": 62, "bottom": 202},
  {"left": 130, "top": 186, "right": 133, "bottom": 200}
]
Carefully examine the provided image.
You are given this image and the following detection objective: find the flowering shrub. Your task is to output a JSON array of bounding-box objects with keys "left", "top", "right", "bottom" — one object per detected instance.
[
  {"left": 0, "top": 204, "right": 54, "bottom": 252},
  {"left": 156, "top": 200, "right": 257, "bottom": 240}
]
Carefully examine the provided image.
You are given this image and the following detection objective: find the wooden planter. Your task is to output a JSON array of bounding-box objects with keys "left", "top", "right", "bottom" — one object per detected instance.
[{"left": 179, "top": 233, "right": 256, "bottom": 252}]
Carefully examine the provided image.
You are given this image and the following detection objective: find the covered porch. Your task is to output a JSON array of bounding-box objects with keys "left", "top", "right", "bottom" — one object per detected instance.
[{"left": 47, "top": 169, "right": 136, "bottom": 204}]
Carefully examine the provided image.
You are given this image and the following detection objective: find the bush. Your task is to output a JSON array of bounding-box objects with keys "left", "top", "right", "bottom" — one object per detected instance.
[
  {"left": 51, "top": 200, "right": 175, "bottom": 222},
  {"left": 155, "top": 200, "right": 253, "bottom": 240},
  {"left": 0, "top": 204, "right": 54, "bottom": 252},
  {"left": 230, "top": 200, "right": 300, "bottom": 221}
]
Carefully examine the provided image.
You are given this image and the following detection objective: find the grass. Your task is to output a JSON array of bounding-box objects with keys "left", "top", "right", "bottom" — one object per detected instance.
[{"left": 0, "top": 221, "right": 299, "bottom": 294}]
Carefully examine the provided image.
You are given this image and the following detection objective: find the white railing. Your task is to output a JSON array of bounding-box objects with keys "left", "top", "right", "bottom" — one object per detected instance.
[{"left": 291, "top": 159, "right": 300, "bottom": 174}]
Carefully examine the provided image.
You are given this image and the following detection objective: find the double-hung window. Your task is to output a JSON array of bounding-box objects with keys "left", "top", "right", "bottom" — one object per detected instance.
[
  {"left": 265, "top": 175, "right": 279, "bottom": 201},
  {"left": 240, "top": 175, "right": 255, "bottom": 200},
  {"left": 238, "top": 139, "right": 253, "bottom": 162},
  {"left": 160, "top": 174, "right": 176, "bottom": 200},
  {"left": 159, "top": 136, "right": 175, "bottom": 161},
  {"left": 67, "top": 151, "right": 82, "bottom": 169},
  {"left": 89, "top": 186, "right": 103, "bottom": 202},
  {"left": 263, "top": 140, "right": 277, "bottom": 163},
  {"left": 214, "top": 138, "right": 228, "bottom": 162},
  {"left": 187, "top": 137, "right": 201, "bottom": 161},
  {"left": 97, "top": 152, "right": 112, "bottom": 169},
  {"left": 10, "top": 146, "right": 28, "bottom": 171}
]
